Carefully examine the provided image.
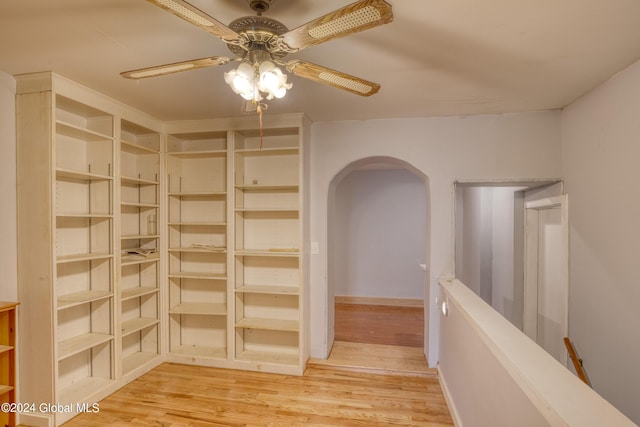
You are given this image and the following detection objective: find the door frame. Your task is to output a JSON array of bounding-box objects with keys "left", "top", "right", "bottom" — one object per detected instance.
[{"left": 523, "top": 194, "right": 569, "bottom": 364}]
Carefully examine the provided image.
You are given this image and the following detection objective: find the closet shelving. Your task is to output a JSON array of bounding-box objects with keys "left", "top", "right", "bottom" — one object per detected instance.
[
  {"left": 233, "top": 128, "right": 303, "bottom": 368},
  {"left": 18, "top": 70, "right": 310, "bottom": 427},
  {"left": 16, "top": 72, "right": 165, "bottom": 426},
  {"left": 119, "top": 120, "right": 162, "bottom": 376},
  {"left": 166, "top": 131, "right": 229, "bottom": 360},
  {"left": 53, "top": 94, "right": 116, "bottom": 408}
]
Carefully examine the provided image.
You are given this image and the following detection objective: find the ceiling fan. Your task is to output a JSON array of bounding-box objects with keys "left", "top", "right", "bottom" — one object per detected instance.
[{"left": 121, "top": 0, "right": 393, "bottom": 102}]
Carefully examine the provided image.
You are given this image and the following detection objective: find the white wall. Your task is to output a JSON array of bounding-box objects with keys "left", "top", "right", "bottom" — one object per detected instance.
[
  {"left": 333, "top": 168, "right": 426, "bottom": 299},
  {"left": 309, "top": 112, "right": 563, "bottom": 362},
  {"left": 562, "top": 58, "right": 640, "bottom": 423},
  {"left": 0, "top": 71, "right": 17, "bottom": 301},
  {"left": 455, "top": 186, "right": 522, "bottom": 326}
]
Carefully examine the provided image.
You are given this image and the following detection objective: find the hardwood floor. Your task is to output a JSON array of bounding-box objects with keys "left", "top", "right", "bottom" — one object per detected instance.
[
  {"left": 65, "top": 362, "right": 453, "bottom": 426},
  {"left": 65, "top": 302, "right": 453, "bottom": 426},
  {"left": 311, "top": 341, "right": 435, "bottom": 377},
  {"left": 334, "top": 302, "right": 424, "bottom": 347}
]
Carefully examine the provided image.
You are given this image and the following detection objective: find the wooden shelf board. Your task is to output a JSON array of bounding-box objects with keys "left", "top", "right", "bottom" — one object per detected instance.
[
  {"left": 121, "top": 286, "right": 158, "bottom": 301},
  {"left": 235, "top": 285, "right": 299, "bottom": 295},
  {"left": 235, "top": 208, "right": 299, "bottom": 213},
  {"left": 56, "top": 120, "right": 112, "bottom": 141},
  {"left": 235, "top": 147, "right": 298, "bottom": 155},
  {"left": 58, "top": 333, "right": 113, "bottom": 360},
  {"left": 58, "top": 377, "right": 114, "bottom": 405},
  {"left": 168, "top": 272, "right": 227, "bottom": 280},
  {"left": 0, "top": 345, "right": 13, "bottom": 354},
  {"left": 235, "top": 184, "right": 299, "bottom": 192},
  {"left": 57, "top": 213, "right": 112, "bottom": 219},
  {"left": 168, "top": 222, "right": 227, "bottom": 227},
  {"left": 169, "top": 302, "right": 226, "bottom": 316},
  {"left": 121, "top": 202, "right": 159, "bottom": 208},
  {"left": 121, "top": 254, "right": 159, "bottom": 266},
  {"left": 121, "top": 175, "right": 159, "bottom": 186},
  {"left": 121, "top": 317, "right": 159, "bottom": 337},
  {"left": 235, "top": 250, "right": 300, "bottom": 258},
  {"left": 57, "top": 168, "right": 112, "bottom": 181},
  {"left": 170, "top": 345, "right": 227, "bottom": 359},
  {"left": 235, "top": 350, "right": 299, "bottom": 366},
  {"left": 57, "top": 290, "right": 112, "bottom": 309},
  {"left": 121, "top": 234, "right": 160, "bottom": 240},
  {"left": 0, "top": 385, "right": 15, "bottom": 395},
  {"left": 236, "top": 317, "right": 299, "bottom": 332},
  {"left": 120, "top": 140, "right": 159, "bottom": 154},
  {"left": 169, "top": 246, "right": 226, "bottom": 253},
  {"left": 168, "top": 191, "right": 227, "bottom": 197},
  {"left": 122, "top": 351, "right": 160, "bottom": 376},
  {"left": 57, "top": 252, "right": 113, "bottom": 264},
  {"left": 167, "top": 150, "right": 226, "bottom": 158}
]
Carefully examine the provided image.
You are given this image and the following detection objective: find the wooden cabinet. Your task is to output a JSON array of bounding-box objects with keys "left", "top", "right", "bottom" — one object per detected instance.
[
  {"left": 0, "top": 302, "right": 18, "bottom": 427},
  {"left": 16, "top": 72, "right": 164, "bottom": 426}
]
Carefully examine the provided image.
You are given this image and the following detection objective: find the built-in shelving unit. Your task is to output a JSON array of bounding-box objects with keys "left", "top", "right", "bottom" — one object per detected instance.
[
  {"left": 167, "top": 131, "right": 229, "bottom": 361},
  {"left": 17, "top": 71, "right": 310, "bottom": 425},
  {"left": 119, "top": 120, "right": 162, "bottom": 377},
  {"left": 16, "top": 72, "right": 164, "bottom": 426},
  {"left": 53, "top": 94, "right": 116, "bottom": 410},
  {"left": 0, "top": 302, "right": 19, "bottom": 427},
  {"left": 233, "top": 128, "right": 304, "bottom": 370}
]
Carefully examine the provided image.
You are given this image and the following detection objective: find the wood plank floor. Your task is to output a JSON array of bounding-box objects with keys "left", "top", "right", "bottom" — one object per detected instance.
[
  {"left": 334, "top": 303, "right": 424, "bottom": 347},
  {"left": 64, "top": 362, "right": 454, "bottom": 426},
  {"left": 311, "top": 341, "right": 435, "bottom": 377}
]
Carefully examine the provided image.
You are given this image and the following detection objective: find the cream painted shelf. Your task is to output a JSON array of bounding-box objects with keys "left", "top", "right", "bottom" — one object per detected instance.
[
  {"left": 169, "top": 344, "right": 227, "bottom": 359},
  {"left": 235, "top": 284, "right": 299, "bottom": 295},
  {"left": 121, "top": 317, "right": 160, "bottom": 337},
  {"left": 235, "top": 350, "right": 298, "bottom": 366},
  {"left": 58, "top": 377, "right": 114, "bottom": 406},
  {"left": 169, "top": 303, "right": 227, "bottom": 316},
  {"left": 121, "top": 286, "right": 159, "bottom": 301},
  {"left": 235, "top": 318, "right": 299, "bottom": 332},
  {"left": 58, "top": 333, "right": 114, "bottom": 360},
  {"left": 57, "top": 290, "right": 113, "bottom": 309}
]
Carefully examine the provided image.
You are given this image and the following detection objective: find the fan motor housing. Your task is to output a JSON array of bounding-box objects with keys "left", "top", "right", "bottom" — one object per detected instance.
[{"left": 228, "top": 15, "right": 289, "bottom": 59}]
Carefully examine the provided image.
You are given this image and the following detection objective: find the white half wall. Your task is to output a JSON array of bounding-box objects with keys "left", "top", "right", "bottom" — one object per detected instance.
[
  {"left": 0, "top": 71, "right": 17, "bottom": 301},
  {"left": 562, "top": 57, "right": 640, "bottom": 423},
  {"left": 309, "top": 112, "right": 563, "bottom": 363}
]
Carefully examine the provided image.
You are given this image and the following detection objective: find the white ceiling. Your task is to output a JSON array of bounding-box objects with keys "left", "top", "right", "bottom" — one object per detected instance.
[{"left": 2, "top": 0, "right": 640, "bottom": 122}]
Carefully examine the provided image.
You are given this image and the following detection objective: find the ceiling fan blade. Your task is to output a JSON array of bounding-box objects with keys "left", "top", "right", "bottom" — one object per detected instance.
[
  {"left": 286, "top": 60, "right": 380, "bottom": 96},
  {"left": 146, "top": 0, "right": 243, "bottom": 44},
  {"left": 121, "top": 56, "right": 230, "bottom": 79},
  {"left": 277, "top": 0, "right": 393, "bottom": 52}
]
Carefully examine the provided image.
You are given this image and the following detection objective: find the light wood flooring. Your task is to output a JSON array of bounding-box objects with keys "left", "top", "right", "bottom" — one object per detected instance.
[
  {"left": 64, "top": 362, "right": 453, "bottom": 426},
  {"left": 64, "top": 302, "right": 453, "bottom": 426}
]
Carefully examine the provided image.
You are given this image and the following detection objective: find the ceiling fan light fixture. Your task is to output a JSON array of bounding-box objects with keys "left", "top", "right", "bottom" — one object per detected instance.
[{"left": 225, "top": 57, "right": 292, "bottom": 102}]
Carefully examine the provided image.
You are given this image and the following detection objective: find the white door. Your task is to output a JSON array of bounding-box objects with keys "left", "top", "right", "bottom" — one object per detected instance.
[{"left": 523, "top": 195, "right": 569, "bottom": 365}]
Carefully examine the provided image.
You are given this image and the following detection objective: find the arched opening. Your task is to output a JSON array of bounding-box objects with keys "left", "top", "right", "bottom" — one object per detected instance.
[{"left": 326, "top": 156, "right": 430, "bottom": 365}]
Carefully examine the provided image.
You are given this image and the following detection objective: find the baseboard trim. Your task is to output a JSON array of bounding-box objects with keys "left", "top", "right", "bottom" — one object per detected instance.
[{"left": 335, "top": 295, "right": 423, "bottom": 308}]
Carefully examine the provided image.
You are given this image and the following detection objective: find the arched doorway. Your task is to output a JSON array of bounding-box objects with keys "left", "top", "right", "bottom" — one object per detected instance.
[{"left": 326, "top": 156, "right": 430, "bottom": 361}]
